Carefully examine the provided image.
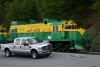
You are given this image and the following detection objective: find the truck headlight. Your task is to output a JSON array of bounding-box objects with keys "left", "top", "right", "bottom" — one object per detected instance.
[
  {"left": 42, "top": 46, "right": 49, "bottom": 50},
  {"left": 38, "top": 48, "right": 42, "bottom": 51}
]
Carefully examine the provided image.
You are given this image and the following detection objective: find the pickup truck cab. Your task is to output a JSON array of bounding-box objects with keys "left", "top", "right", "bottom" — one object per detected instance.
[{"left": 1, "top": 37, "right": 52, "bottom": 59}]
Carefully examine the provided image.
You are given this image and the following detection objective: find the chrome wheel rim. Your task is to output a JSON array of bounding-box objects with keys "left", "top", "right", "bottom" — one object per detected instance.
[
  {"left": 32, "top": 53, "right": 36, "bottom": 58},
  {"left": 6, "top": 51, "right": 9, "bottom": 56}
]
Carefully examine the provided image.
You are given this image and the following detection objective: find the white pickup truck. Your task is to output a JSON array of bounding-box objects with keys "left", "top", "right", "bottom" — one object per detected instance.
[{"left": 1, "top": 37, "right": 52, "bottom": 59}]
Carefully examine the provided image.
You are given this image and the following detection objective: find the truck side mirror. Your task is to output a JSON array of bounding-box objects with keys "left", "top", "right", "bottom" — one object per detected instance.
[
  {"left": 24, "top": 43, "right": 29, "bottom": 46},
  {"left": 26, "top": 43, "right": 29, "bottom": 46},
  {"left": 23, "top": 43, "right": 26, "bottom": 46}
]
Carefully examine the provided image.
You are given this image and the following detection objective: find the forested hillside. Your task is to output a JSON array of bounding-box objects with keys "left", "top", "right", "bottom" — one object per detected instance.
[{"left": 0, "top": 0, "right": 100, "bottom": 51}]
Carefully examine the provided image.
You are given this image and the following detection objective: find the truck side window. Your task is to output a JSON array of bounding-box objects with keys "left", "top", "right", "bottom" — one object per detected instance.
[
  {"left": 21, "top": 39, "right": 27, "bottom": 45},
  {"left": 15, "top": 39, "right": 20, "bottom": 45}
]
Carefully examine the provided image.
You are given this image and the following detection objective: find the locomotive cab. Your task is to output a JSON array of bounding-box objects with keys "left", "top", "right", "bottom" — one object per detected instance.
[
  {"left": 62, "top": 20, "right": 77, "bottom": 30},
  {"left": 59, "top": 20, "right": 92, "bottom": 51}
]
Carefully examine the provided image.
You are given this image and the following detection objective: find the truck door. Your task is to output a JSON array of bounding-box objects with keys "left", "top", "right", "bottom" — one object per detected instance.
[
  {"left": 20, "top": 39, "right": 30, "bottom": 54},
  {"left": 13, "top": 39, "right": 21, "bottom": 53}
]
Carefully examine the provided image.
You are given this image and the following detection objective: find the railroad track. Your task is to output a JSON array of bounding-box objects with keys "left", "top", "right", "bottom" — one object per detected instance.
[{"left": 53, "top": 51, "right": 100, "bottom": 55}]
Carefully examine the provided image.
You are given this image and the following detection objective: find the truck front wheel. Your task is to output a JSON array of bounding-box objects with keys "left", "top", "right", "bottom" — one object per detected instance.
[
  {"left": 46, "top": 54, "right": 50, "bottom": 57},
  {"left": 5, "top": 49, "right": 12, "bottom": 57},
  {"left": 31, "top": 51, "right": 38, "bottom": 59}
]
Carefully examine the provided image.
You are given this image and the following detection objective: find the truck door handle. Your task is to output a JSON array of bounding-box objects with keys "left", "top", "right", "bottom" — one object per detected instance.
[
  {"left": 20, "top": 46, "right": 22, "bottom": 48},
  {"left": 29, "top": 46, "right": 31, "bottom": 48}
]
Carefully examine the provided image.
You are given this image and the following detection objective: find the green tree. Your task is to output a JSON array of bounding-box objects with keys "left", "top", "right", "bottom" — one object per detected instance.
[
  {"left": 91, "top": 0, "right": 100, "bottom": 10},
  {"left": 91, "top": 0, "right": 100, "bottom": 20},
  {"left": 6, "top": 0, "right": 38, "bottom": 23},
  {"left": 0, "top": 0, "right": 12, "bottom": 25},
  {"left": 40, "top": 0, "right": 92, "bottom": 22}
]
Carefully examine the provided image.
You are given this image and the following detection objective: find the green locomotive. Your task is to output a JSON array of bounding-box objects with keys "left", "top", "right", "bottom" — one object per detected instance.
[
  {"left": 0, "top": 26, "right": 7, "bottom": 49},
  {"left": 0, "top": 19, "right": 92, "bottom": 51}
]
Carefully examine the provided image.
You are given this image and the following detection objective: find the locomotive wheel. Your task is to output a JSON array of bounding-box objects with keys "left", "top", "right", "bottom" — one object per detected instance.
[
  {"left": 58, "top": 43, "right": 69, "bottom": 51},
  {"left": 52, "top": 43, "right": 57, "bottom": 51},
  {"left": 64, "top": 45, "right": 69, "bottom": 52}
]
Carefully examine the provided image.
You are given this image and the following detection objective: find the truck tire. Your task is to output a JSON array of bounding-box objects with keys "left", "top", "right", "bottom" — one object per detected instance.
[
  {"left": 5, "top": 49, "right": 12, "bottom": 57},
  {"left": 31, "top": 51, "right": 38, "bottom": 59}
]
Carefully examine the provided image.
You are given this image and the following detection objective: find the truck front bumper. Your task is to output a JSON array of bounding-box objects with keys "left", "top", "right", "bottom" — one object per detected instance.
[{"left": 38, "top": 50, "right": 52, "bottom": 55}]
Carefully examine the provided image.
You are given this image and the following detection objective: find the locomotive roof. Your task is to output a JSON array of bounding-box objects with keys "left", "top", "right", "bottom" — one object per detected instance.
[
  {"left": 50, "top": 21, "right": 63, "bottom": 25},
  {"left": 15, "top": 37, "right": 36, "bottom": 39}
]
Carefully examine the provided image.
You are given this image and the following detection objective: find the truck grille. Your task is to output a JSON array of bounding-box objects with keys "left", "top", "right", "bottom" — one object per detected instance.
[{"left": 43, "top": 45, "right": 52, "bottom": 50}]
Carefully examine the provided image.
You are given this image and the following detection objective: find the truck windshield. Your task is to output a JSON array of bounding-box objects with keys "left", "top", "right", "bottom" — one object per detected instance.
[{"left": 27, "top": 38, "right": 39, "bottom": 44}]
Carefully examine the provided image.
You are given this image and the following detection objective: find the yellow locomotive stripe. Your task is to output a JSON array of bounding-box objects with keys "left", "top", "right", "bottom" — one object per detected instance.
[{"left": 10, "top": 20, "right": 85, "bottom": 36}]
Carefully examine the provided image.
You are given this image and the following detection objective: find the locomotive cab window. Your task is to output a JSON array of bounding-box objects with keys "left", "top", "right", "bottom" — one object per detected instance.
[
  {"left": 72, "top": 25, "right": 75, "bottom": 29},
  {"left": 75, "top": 25, "right": 77, "bottom": 29},
  {"left": 65, "top": 25, "right": 71, "bottom": 29},
  {"left": 0, "top": 30, "right": 4, "bottom": 33},
  {"left": 4, "top": 29, "right": 7, "bottom": 32},
  {"left": 44, "top": 20, "right": 47, "bottom": 24}
]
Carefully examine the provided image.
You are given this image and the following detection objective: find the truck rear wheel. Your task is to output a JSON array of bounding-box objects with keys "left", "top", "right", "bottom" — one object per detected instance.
[
  {"left": 31, "top": 51, "right": 38, "bottom": 59},
  {"left": 5, "top": 49, "right": 12, "bottom": 57}
]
